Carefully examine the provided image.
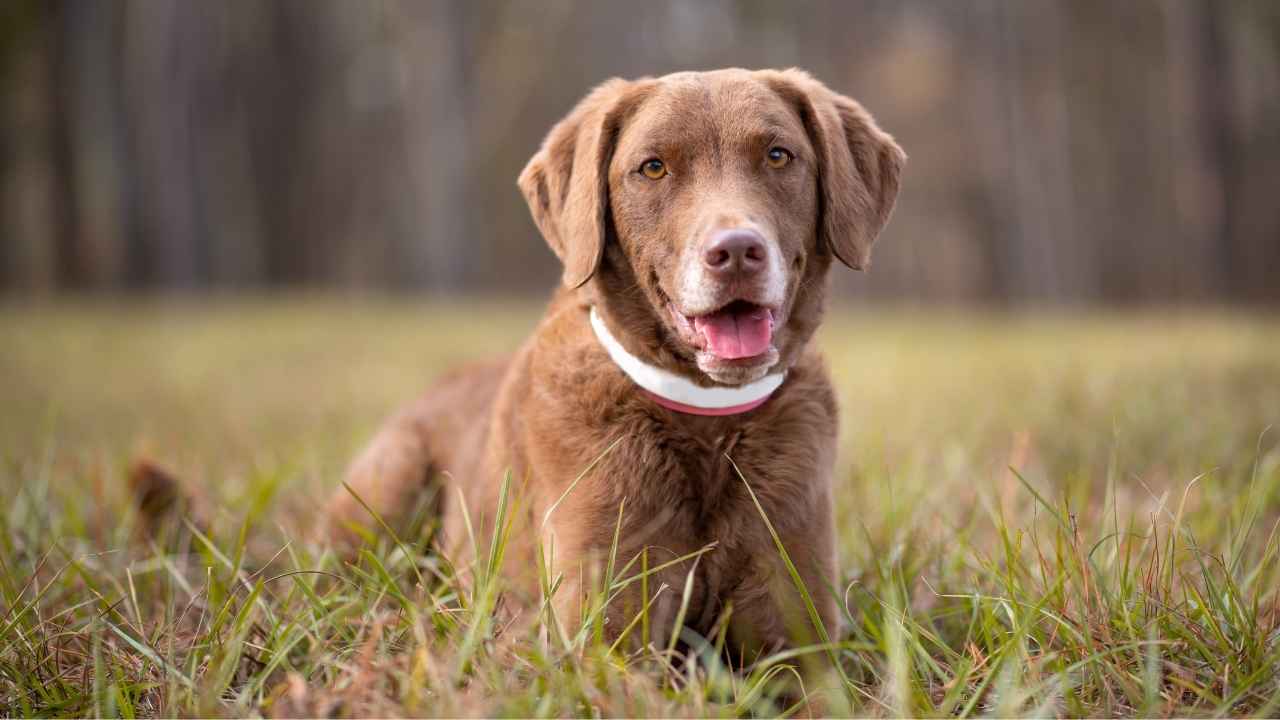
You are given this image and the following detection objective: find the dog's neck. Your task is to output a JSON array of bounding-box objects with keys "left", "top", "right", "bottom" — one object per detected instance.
[{"left": 588, "top": 307, "right": 784, "bottom": 416}]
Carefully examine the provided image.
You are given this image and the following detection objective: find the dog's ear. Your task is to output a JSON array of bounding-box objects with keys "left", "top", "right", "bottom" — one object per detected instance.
[
  {"left": 765, "top": 70, "right": 906, "bottom": 271},
  {"left": 518, "top": 78, "right": 644, "bottom": 288}
]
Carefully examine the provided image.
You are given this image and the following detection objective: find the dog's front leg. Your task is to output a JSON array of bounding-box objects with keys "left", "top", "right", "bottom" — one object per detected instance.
[{"left": 726, "top": 496, "right": 839, "bottom": 696}]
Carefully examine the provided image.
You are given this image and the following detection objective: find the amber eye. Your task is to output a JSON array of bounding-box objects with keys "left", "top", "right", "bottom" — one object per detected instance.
[
  {"left": 766, "top": 147, "right": 793, "bottom": 169},
  {"left": 640, "top": 158, "right": 667, "bottom": 179}
]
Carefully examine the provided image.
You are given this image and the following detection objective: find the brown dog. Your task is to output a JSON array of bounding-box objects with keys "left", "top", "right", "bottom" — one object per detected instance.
[{"left": 323, "top": 68, "right": 904, "bottom": 659}]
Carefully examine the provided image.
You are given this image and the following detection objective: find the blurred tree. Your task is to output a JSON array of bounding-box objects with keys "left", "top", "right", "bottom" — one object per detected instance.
[{"left": 1, "top": 0, "right": 1276, "bottom": 304}]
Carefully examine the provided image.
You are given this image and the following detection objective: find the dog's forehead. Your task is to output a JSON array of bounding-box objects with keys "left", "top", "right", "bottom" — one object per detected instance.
[{"left": 619, "top": 71, "right": 805, "bottom": 154}]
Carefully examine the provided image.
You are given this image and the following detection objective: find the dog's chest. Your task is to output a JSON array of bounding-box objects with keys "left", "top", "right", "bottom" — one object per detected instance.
[
  {"left": 630, "top": 427, "right": 808, "bottom": 631},
  {"left": 535, "top": 372, "right": 837, "bottom": 635},
  {"left": 615, "top": 421, "right": 750, "bottom": 520},
  {"left": 606, "top": 420, "right": 789, "bottom": 578},
  {"left": 670, "top": 432, "right": 754, "bottom": 531}
]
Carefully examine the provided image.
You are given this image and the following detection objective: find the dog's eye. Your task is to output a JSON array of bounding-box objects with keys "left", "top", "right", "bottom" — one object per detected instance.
[
  {"left": 640, "top": 158, "right": 667, "bottom": 179},
  {"left": 766, "top": 147, "right": 793, "bottom": 169}
]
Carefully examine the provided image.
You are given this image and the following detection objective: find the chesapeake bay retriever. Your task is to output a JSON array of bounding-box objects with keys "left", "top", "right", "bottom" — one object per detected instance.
[{"left": 323, "top": 68, "right": 904, "bottom": 658}]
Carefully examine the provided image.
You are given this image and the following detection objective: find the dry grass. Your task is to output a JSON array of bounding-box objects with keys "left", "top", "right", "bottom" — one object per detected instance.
[{"left": 2, "top": 297, "right": 1279, "bottom": 717}]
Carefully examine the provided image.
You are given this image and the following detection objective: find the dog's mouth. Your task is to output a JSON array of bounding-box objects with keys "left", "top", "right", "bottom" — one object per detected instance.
[
  {"left": 667, "top": 299, "right": 782, "bottom": 384},
  {"left": 671, "top": 299, "right": 776, "bottom": 360}
]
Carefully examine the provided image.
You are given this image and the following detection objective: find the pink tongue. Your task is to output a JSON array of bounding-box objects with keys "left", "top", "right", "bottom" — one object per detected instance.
[{"left": 693, "top": 307, "right": 773, "bottom": 359}]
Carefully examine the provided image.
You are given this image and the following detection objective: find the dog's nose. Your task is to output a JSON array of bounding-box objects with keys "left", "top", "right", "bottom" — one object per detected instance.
[{"left": 703, "top": 229, "right": 767, "bottom": 276}]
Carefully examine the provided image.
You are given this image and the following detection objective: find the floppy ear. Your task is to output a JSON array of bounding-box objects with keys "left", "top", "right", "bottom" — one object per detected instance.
[
  {"left": 518, "top": 78, "right": 641, "bottom": 288},
  {"left": 766, "top": 70, "right": 906, "bottom": 271}
]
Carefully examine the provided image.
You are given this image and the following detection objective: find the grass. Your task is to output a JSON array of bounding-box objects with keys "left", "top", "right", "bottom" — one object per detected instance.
[{"left": 2, "top": 296, "right": 1279, "bottom": 717}]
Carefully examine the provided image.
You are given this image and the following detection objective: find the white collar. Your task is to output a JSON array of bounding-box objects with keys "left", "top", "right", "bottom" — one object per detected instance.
[{"left": 588, "top": 307, "right": 785, "bottom": 416}]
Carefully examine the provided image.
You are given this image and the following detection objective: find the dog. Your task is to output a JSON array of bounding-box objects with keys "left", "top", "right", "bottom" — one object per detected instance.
[{"left": 323, "top": 68, "right": 904, "bottom": 661}]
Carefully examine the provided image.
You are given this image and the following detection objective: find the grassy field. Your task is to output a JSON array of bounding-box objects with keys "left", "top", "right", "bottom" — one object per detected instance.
[{"left": 2, "top": 298, "right": 1279, "bottom": 718}]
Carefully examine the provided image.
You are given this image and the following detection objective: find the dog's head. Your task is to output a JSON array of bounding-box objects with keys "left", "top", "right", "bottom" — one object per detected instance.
[{"left": 520, "top": 68, "right": 904, "bottom": 386}]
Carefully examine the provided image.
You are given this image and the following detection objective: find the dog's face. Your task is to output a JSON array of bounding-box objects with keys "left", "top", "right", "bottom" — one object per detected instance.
[{"left": 520, "top": 69, "right": 904, "bottom": 385}]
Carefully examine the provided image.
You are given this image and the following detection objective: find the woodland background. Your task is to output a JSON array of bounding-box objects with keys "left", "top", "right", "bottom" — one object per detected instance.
[{"left": 2, "top": 0, "right": 1279, "bottom": 305}]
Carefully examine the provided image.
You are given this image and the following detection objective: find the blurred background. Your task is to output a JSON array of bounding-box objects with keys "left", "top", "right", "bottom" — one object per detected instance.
[{"left": 2, "top": 0, "right": 1279, "bottom": 305}]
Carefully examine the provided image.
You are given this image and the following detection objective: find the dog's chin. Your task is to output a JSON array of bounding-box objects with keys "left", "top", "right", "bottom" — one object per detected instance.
[{"left": 695, "top": 347, "right": 780, "bottom": 385}]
